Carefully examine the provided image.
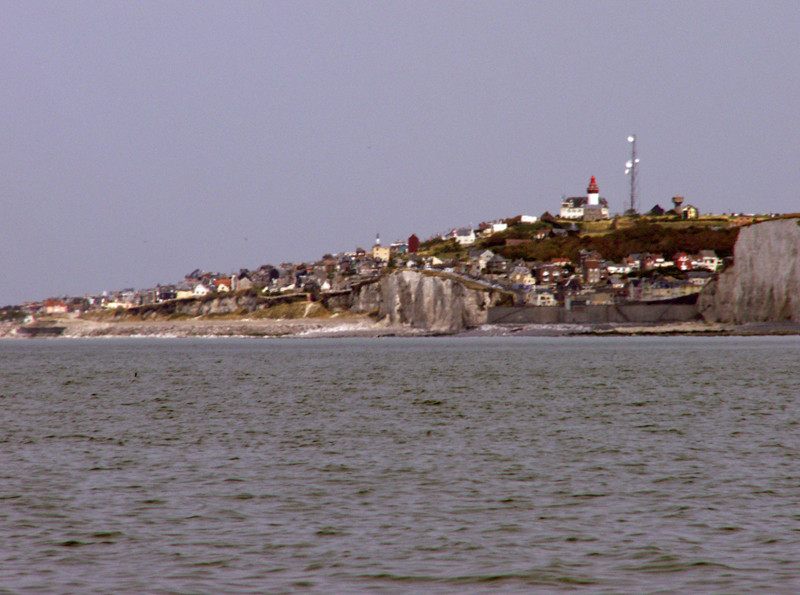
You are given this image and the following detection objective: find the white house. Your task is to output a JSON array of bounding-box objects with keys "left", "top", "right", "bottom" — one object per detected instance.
[
  {"left": 694, "top": 250, "right": 720, "bottom": 271},
  {"left": 453, "top": 228, "right": 476, "bottom": 246},
  {"left": 476, "top": 249, "right": 496, "bottom": 271},
  {"left": 559, "top": 176, "right": 610, "bottom": 220},
  {"left": 531, "top": 290, "right": 556, "bottom": 306},
  {"left": 193, "top": 283, "right": 212, "bottom": 297}
]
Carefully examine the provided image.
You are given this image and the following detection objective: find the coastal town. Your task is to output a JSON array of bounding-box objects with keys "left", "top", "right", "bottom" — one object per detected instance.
[{"left": 5, "top": 176, "right": 776, "bottom": 323}]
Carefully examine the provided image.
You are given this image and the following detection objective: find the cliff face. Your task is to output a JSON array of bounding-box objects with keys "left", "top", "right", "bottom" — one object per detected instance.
[
  {"left": 172, "top": 294, "right": 263, "bottom": 316},
  {"left": 699, "top": 218, "right": 800, "bottom": 323},
  {"left": 110, "top": 293, "right": 267, "bottom": 319},
  {"left": 351, "top": 270, "right": 509, "bottom": 333}
]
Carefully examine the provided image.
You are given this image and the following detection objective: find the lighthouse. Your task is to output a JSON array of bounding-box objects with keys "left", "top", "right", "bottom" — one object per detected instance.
[
  {"left": 559, "top": 176, "right": 610, "bottom": 220},
  {"left": 587, "top": 176, "right": 600, "bottom": 206}
]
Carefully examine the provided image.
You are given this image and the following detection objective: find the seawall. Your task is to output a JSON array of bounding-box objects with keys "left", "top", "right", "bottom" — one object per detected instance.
[{"left": 488, "top": 302, "right": 699, "bottom": 325}]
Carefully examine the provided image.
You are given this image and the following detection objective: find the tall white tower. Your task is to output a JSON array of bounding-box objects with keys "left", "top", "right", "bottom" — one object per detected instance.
[{"left": 587, "top": 176, "right": 600, "bottom": 206}]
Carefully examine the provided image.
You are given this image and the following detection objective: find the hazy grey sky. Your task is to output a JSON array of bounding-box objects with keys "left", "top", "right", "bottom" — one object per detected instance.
[{"left": 2, "top": 1, "right": 799, "bottom": 305}]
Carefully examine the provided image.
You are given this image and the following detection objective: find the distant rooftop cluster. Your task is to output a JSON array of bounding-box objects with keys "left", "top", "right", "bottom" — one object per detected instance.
[{"left": 6, "top": 183, "right": 782, "bottom": 317}]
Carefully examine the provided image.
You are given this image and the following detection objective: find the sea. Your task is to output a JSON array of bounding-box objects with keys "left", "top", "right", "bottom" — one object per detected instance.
[{"left": 1, "top": 336, "right": 799, "bottom": 594}]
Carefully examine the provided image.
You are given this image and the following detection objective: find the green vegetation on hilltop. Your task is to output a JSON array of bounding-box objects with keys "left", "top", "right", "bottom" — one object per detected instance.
[
  {"left": 419, "top": 218, "right": 739, "bottom": 264},
  {"left": 485, "top": 220, "right": 739, "bottom": 262},
  {"left": 419, "top": 238, "right": 466, "bottom": 259}
]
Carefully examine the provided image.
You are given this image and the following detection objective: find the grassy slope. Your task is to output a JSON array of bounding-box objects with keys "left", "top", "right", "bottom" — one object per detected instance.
[{"left": 421, "top": 216, "right": 743, "bottom": 263}]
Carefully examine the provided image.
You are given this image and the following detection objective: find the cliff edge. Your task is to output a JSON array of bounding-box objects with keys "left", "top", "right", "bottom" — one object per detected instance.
[
  {"left": 351, "top": 270, "right": 511, "bottom": 334},
  {"left": 700, "top": 218, "right": 800, "bottom": 323}
]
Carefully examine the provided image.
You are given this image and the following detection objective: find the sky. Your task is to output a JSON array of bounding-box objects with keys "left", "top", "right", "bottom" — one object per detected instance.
[{"left": 2, "top": 1, "right": 799, "bottom": 306}]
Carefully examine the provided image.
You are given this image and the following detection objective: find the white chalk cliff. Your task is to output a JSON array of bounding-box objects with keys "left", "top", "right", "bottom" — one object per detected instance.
[
  {"left": 351, "top": 270, "right": 511, "bottom": 333},
  {"left": 700, "top": 218, "right": 800, "bottom": 323}
]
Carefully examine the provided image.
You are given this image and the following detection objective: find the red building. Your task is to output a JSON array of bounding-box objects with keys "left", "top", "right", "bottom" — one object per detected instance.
[{"left": 674, "top": 252, "right": 692, "bottom": 271}]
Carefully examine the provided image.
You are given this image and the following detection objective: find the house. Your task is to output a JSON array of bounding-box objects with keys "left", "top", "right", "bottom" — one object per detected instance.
[
  {"left": 426, "top": 256, "right": 444, "bottom": 268},
  {"left": 390, "top": 241, "right": 408, "bottom": 255},
  {"left": 533, "top": 229, "right": 551, "bottom": 240},
  {"left": 508, "top": 264, "right": 536, "bottom": 286},
  {"left": 119, "top": 288, "right": 138, "bottom": 304},
  {"left": 453, "top": 228, "right": 476, "bottom": 246},
  {"left": 581, "top": 259, "right": 603, "bottom": 284},
  {"left": 357, "top": 260, "right": 380, "bottom": 275},
  {"left": 371, "top": 234, "right": 391, "bottom": 262},
  {"left": 641, "top": 254, "right": 665, "bottom": 270},
  {"left": 531, "top": 289, "right": 556, "bottom": 306},
  {"left": 321, "top": 255, "right": 339, "bottom": 273},
  {"left": 44, "top": 299, "right": 68, "bottom": 314},
  {"left": 674, "top": 252, "right": 692, "bottom": 271},
  {"left": 232, "top": 271, "right": 255, "bottom": 292},
  {"left": 252, "top": 265, "right": 280, "bottom": 287},
  {"left": 550, "top": 257, "right": 571, "bottom": 268},
  {"left": 193, "top": 283, "right": 212, "bottom": 297},
  {"left": 559, "top": 177, "right": 610, "bottom": 220},
  {"left": 475, "top": 249, "right": 495, "bottom": 272},
  {"left": 695, "top": 250, "right": 720, "bottom": 271},
  {"left": 534, "top": 263, "right": 564, "bottom": 285},
  {"left": 214, "top": 278, "right": 231, "bottom": 292},
  {"left": 103, "top": 300, "right": 134, "bottom": 310},
  {"left": 485, "top": 253, "right": 509, "bottom": 275},
  {"left": 606, "top": 262, "right": 633, "bottom": 276},
  {"left": 670, "top": 196, "right": 701, "bottom": 221},
  {"left": 682, "top": 204, "right": 699, "bottom": 219},
  {"left": 408, "top": 234, "right": 420, "bottom": 254},
  {"left": 156, "top": 285, "right": 177, "bottom": 302},
  {"left": 372, "top": 245, "right": 391, "bottom": 262},
  {"left": 175, "top": 283, "right": 194, "bottom": 300},
  {"left": 606, "top": 275, "right": 626, "bottom": 291}
]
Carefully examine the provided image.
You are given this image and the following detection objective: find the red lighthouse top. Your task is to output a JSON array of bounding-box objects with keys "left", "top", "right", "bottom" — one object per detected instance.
[{"left": 587, "top": 176, "right": 599, "bottom": 194}]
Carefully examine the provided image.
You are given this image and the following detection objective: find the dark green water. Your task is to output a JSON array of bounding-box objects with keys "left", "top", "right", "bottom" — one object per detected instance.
[{"left": 1, "top": 336, "right": 799, "bottom": 593}]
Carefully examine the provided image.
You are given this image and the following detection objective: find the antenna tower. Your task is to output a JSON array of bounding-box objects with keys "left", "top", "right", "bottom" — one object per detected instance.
[{"left": 625, "top": 135, "right": 639, "bottom": 213}]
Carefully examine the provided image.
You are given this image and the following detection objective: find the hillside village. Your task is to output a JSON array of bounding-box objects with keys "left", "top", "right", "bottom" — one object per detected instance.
[{"left": 8, "top": 177, "right": 780, "bottom": 318}]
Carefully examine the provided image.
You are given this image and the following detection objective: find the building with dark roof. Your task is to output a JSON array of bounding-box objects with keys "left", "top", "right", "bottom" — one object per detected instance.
[{"left": 559, "top": 176, "right": 610, "bottom": 220}]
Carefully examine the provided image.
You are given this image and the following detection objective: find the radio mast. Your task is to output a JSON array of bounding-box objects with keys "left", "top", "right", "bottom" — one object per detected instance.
[{"left": 625, "top": 135, "right": 640, "bottom": 213}]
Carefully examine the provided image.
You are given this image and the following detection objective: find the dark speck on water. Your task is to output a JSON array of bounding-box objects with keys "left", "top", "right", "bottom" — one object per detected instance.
[{"left": 1, "top": 336, "right": 799, "bottom": 593}]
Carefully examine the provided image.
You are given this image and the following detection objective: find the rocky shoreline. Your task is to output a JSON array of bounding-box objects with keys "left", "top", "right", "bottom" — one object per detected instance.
[
  {"left": 0, "top": 314, "right": 432, "bottom": 339},
  {"left": 3, "top": 315, "right": 800, "bottom": 339}
]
